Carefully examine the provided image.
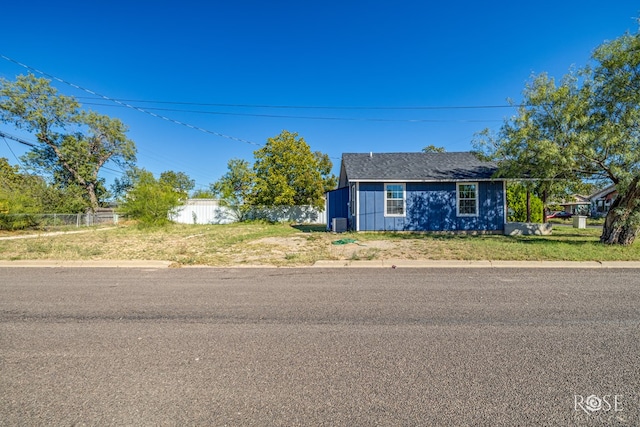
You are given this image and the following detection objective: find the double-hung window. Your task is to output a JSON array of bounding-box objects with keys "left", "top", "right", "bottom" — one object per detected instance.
[
  {"left": 385, "top": 183, "right": 405, "bottom": 217},
  {"left": 457, "top": 183, "right": 478, "bottom": 216}
]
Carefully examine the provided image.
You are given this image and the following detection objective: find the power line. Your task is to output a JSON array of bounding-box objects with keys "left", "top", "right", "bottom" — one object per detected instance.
[
  {"left": 1, "top": 55, "right": 508, "bottom": 127},
  {"left": 75, "top": 96, "right": 517, "bottom": 111},
  {"left": 0, "top": 130, "right": 36, "bottom": 147},
  {"left": 79, "top": 101, "right": 503, "bottom": 123},
  {"left": 0, "top": 54, "right": 262, "bottom": 147},
  {"left": 0, "top": 130, "right": 127, "bottom": 176},
  {"left": 1, "top": 134, "right": 24, "bottom": 166}
]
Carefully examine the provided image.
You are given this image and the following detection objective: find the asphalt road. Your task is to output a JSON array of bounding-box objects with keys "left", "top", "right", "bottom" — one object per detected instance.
[{"left": 1, "top": 267, "right": 639, "bottom": 426}]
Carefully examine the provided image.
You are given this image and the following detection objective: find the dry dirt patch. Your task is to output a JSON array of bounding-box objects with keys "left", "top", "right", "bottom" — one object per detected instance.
[
  {"left": 249, "top": 236, "right": 309, "bottom": 251},
  {"left": 248, "top": 235, "right": 406, "bottom": 261}
]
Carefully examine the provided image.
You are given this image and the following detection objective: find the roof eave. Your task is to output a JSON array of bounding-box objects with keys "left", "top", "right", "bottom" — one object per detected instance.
[{"left": 347, "top": 178, "right": 504, "bottom": 183}]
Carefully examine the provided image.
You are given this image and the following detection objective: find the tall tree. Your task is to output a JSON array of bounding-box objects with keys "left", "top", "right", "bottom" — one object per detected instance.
[
  {"left": 210, "top": 158, "right": 255, "bottom": 221},
  {"left": 473, "top": 74, "right": 585, "bottom": 222},
  {"left": 0, "top": 74, "right": 136, "bottom": 212},
  {"left": 251, "top": 130, "right": 336, "bottom": 209},
  {"left": 159, "top": 171, "right": 195, "bottom": 199},
  {"left": 587, "top": 31, "right": 640, "bottom": 244},
  {"left": 474, "top": 30, "right": 640, "bottom": 245}
]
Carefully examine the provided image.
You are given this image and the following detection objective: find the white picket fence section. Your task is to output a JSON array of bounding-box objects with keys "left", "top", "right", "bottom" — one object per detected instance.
[{"left": 170, "top": 199, "right": 326, "bottom": 225}]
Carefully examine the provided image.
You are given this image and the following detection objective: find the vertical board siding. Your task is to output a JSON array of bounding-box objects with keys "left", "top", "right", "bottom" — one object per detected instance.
[
  {"left": 355, "top": 182, "right": 505, "bottom": 232},
  {"left": 170, "top": 200, "right": 235, "bottom": 224},
  {"left": 326, "top": 187, "right": 350, "bottom": 230},
  {"left": 359, "top": 183, "right": 384, "bottom": 231}
]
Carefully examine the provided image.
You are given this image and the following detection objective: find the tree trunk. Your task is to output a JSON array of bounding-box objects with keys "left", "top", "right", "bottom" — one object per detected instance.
[
  {"left": 85, "top": 182, "right": 100, "bottom": 213},
  {"left": 600, "top": 178, "right": 640, "bottom": 245}
]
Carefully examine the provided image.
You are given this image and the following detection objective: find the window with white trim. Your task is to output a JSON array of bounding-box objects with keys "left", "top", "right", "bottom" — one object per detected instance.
[
  {"left": 385, "top": 183, "right": 405, "bottom": 216},
  {"left": 457, "top": 183, "right": 478, "bottom": 216}
]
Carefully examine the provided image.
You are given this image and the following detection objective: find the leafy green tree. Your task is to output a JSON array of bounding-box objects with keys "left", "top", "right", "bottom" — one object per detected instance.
[
  {"left": 506, "top": 182, "right": 543, "bottom": 223},
  {"left": 159, "top": 171, "right": 195, "bottom": 199},
  {"left": 422, "top": 145, "right": 446, "bottom": 153},
  {"left": 475, "top": 30, "right": 640, "bottom": 245},
  {"left": 210, "top": 158, "right": 255, "bottom": 221},
  {"left": 118, "top": 169, "right": 182, "bottom": 226},
  {"left": 251, "top": 130, "right": 336, "bottom": 209},
  {"left": 0, "top": 158, "right": 36, "bottom": 229},
  {"left": 191, "top": 189, "right": 216, "bottom": 199},
  {"left": 0, "top": 74, "right": 136, "bottom": 212},
  {"left": 587, "top": 32, "right": 640, "bottom": 244},
  {"left": 0, "top": 157, "right": 21, "bottom": 189},
  {"left": 0, "top": 157, "right": 87, "bottom": 220}
]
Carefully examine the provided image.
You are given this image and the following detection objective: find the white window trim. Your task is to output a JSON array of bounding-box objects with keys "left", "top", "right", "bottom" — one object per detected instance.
[
  {"left": 384, "top": 183, "right": 406, "bottom": 217},
  {"left": 503, "top": 181, "right": 507, "bottom": 224},
  {"left": 355, "top": 182, "right": 359, "bottom": 231},
  {"left": 456, "top": 182, "right": 479, "bottom": 217},
  {"left": 349, "top": 182, "right": 360, "bottom": 231},
  {"left": 350, "top": 184, "right": 356, "bottom": 217}
]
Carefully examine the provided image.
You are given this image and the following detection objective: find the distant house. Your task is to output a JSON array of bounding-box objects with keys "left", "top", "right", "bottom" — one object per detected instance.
[
  {"left": 326, "top": 152, "right": 506, "bottom": 232},
  {"left": 589, "top": 184, "right": 617, "bottom": 217},
  {"left": 558, "top": 194, "right": 591, "bottom": 216}
]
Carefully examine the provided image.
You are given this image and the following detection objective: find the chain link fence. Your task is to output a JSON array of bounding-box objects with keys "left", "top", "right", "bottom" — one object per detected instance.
[{"left": 0, "top": 212, "right": 119, "bottom": 230}]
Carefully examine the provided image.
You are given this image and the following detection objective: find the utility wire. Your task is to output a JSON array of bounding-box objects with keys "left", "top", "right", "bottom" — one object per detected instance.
[
  {"left": 75, "top": 96, "right": 517, "bottom": 111},
  {"left": 0, "top": 129, "right": 225, "bottom": 190},
  {"left": 0, "top": 130, "right": 36, "bottom": 147},
  {"left": 79, "top": 101, "right": 502, "bottom": 123},
  {"left": 0, "top": 54, "right": 262, "bottom": 147},
  {"left": 1, "top": 134, "right": 24, "bottom": 166},
  {"left": 0, "top": 130, "right": 127, "bottom": 176},
  {"left": 1, "top": 55, "right": 508, "bottom": 127}
]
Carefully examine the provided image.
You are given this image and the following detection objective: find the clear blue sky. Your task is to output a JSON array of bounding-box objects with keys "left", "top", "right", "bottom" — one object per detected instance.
[{"left": 1, "top": 1, "right": 638, "bottom": 194}]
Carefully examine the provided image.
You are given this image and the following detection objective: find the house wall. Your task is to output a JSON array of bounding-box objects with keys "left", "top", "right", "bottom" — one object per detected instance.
[
  {"left": 326, "top": 187, "right": 350, "bottom": 230},
  {"left": 356, "top": 181, "right": 505, "bottom": 232}
]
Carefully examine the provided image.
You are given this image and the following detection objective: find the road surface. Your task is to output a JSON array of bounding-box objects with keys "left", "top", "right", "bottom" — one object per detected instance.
[{"left": 1, "top": 267, "right": 639, "bottom": 426}]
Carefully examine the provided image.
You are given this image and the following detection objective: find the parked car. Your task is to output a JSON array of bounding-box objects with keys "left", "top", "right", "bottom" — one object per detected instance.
[{"left": 548, "top": 211, "right": 573, "bottom": 219}]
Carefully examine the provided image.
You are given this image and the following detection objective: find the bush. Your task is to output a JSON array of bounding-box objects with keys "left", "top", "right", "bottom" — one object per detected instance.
[
  {"left": 118, "top": 170, "right": 182, "bottom": 227},
  {"left": 507, "top": 183, "right": 543, "bottom": 223}
]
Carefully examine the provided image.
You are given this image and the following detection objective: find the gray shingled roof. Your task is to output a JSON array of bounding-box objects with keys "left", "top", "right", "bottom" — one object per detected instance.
[{"left": 341, "top": 152, "right": 499, "bottom": 182}]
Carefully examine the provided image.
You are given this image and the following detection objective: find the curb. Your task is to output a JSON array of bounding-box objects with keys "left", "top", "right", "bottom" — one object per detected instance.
[
  {"left": 0, "top": 260, "right": 173, "bottom": 268},
  {"left": 1, "top": 260, "right": 640, "bottom": 269},
  {"left": 311, "top": 260, "right": 640, "bottom": 269}
]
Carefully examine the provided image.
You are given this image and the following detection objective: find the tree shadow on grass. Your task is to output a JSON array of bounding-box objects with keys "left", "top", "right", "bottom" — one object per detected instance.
[
  {"left": 503, "top": 234, "right": 600, "bottom": 246},
  {"left": 291, "top": 224, "right": 327, "bottom": 233},
  {"left": 378, "top": 231, "right": 603, "bottom": 246}
]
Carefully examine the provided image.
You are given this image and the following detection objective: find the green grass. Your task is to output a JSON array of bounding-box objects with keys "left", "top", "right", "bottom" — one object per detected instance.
[
  {"left": 0, "top": 221, "right": 638, "bottom": 266},
  {"left": 338, "top": 226, "right": 640, "bottom": 262}
]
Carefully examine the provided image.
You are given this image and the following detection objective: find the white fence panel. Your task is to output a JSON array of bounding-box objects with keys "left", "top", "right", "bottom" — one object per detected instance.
[
  {"left": 247, "top": 205, "right": 326, "bottom": 224},
  {"left": 170, "top": 200, "right": 235, "bottom": 224},
  {"left": 170, "top": 200, "right": 326, "bottom": 224}
]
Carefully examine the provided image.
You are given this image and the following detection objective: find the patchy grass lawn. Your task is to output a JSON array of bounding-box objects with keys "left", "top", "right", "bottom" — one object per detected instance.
[{"left": 0, "top": 221, "right": 638, "bottom": 266}]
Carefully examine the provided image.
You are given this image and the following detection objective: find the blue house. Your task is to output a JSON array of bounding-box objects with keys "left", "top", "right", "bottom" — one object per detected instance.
[{"left": 326, "top": 152, "right": 506, "bottom": 232}]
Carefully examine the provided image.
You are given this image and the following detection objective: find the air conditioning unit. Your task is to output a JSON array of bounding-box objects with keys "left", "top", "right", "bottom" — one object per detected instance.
[{"left": 332, "top": 217, "right": 348, "bottom": 233}]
